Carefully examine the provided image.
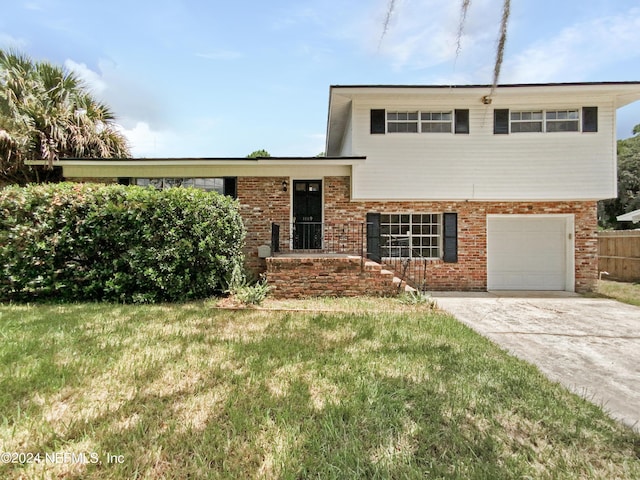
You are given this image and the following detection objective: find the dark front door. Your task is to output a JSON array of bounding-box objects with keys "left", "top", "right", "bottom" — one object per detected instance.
[{"left": 293, "top": 180, "right": 322, "bottom": 249}]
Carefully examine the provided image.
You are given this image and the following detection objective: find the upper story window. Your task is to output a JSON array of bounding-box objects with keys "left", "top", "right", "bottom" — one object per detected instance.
[
  {"left": 545, "top": 110, "right": 579, "bottom": 132},
  {"left": 496, "top": 107, "right": 595, "bottom": 134},
  {"left": 510, "top": 111, "right": 543, "bottom": 132},
  {"left": 421, "top": 112, "right": 453, "bottom": 132},
  {"left": 387, "top": 112, "right": 418, "bottom": 132},
  {"left": 371, "top": 109, "right": 469, "bottom": 135}
]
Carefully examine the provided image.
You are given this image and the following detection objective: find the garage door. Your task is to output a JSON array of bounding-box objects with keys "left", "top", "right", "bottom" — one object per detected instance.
[{"left": 487, "top": 216, "right": 568, "bottom": 290}]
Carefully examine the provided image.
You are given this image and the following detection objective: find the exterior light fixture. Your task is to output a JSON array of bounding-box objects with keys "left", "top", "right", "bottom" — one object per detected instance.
[
  {"left": 481, "top": 95, "right": 492, "bottom": 105},
  {"left": 282, "top": 180, "right": 289, "bottom": 192}
]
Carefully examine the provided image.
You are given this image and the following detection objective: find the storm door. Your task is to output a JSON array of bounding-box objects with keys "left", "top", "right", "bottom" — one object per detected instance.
[{"left": 293, "top": 180, "right": 323, "bottom": 249}]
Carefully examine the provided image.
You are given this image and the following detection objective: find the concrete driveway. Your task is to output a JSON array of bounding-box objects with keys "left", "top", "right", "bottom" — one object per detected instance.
[{"left": 431, "top": 291, "right": 640, "bottom": 431}]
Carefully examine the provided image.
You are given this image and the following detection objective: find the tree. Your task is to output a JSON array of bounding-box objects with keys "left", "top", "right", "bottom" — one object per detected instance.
[
  {"left": 599, "top": 125, "right": 640, "bottom": 229},
  {"left": 0, "top": 50, "right": 130, "bottom": 185},
  {"left": 246, "top": 149, "right": 271, "bottom": 158}
]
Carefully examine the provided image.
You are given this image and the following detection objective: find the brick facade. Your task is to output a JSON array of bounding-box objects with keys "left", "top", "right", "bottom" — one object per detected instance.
[
  {"left": 238, "top": 176, "right": 598, "bottom": 293},
  {"left": 266, "top": 256, "right": 399, "bottom": 298},
  {"left": 236, "top": 176, "right": 291, "bottom": 274}
]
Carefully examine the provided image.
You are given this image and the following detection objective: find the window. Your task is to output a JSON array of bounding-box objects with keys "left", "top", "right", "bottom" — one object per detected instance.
[
  {"left": 510, "top": 111, "right": 543, "bottom": 132},
  {"left": 421, "top": 112, "right": 452, "bottom": 133},
  {"left": 387, "top": 112, "right": 418, "bottom": 133},
  {"left": 545, "top": 110, "right": 579, "bottom": 132},
  {"left": 135, "top": 177, "right": 233, "bottom": 196},
  {"left": 380, "top": 214, "right": 441, "bottom": 259},
  {"left": 374, "top": 109, "right": 467, "bottom": 134},
  {"left": 498, "top": 108, "right": 592, "bottom": 134},
  {"left": 387, "top": 111, "right": 455, "bottom": 133}
]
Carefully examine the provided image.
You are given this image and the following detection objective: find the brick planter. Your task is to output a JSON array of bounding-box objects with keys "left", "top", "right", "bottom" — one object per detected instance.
[{"left": 266, "top": 255, "right": 399, "bottom": 298}]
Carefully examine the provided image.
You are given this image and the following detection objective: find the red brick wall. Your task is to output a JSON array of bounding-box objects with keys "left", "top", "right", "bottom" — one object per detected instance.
[
  {"left": 236, "top": 177, "right": 291, "bottom": 274},
  {"left": 266, "top": 256, "right": 397, "bottom": 298},
  {"left": 237, "top": 176, "right": 598, "bottom": 292}
]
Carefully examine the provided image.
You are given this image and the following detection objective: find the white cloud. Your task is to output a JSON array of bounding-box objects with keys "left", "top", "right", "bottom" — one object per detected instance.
[
  {"left": 116, "top": 122, "right": 179, "bottom": 158},
  {"left": 64, "top": 59, "right": 108, "bottom": 94},
  {"left": 0, "top": 33, "right": 27, "bottom": 49},
  {"left": 369, "top": 0, "right": 501, "bottom": 71},
  {"left": 64, "top": 58, "right": 166, "bottom": 130},
  {"left": 504, "top": 7, "right": 640, "bottom": 82}
]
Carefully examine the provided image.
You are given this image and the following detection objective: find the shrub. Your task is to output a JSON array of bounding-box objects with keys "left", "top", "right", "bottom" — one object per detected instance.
[{"left": 0, "top": 183, "right": 245, "bottom": 303}]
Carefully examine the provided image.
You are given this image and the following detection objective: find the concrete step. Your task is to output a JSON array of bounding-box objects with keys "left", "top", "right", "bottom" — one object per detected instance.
[
  {"left": 391, "top": 276, "right": 418, "bottom": 292},
  {"left": 364, "top": 261, "right": 382, "bottom": 272}
]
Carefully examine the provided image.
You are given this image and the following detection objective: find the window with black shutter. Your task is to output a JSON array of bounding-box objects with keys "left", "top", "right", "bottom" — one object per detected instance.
[
  {"left": 455, "top": 109, "right": 470, "bottom": 134},
  {"left": 366, "top": 213, "right": 382, "bottom": 262},
  {"left": 582, "top": 107, "right": 598, "bottom": 132},
  {"left": 370, "top": 109, "right": 386, "bottom": 134},
  {"left": 443, "top": 213, "right": 458, "bottom": 263},
  {"left": 494, "top": 109, "right": 509, "bottom": 134},
  {"left": 223, "top": 177, "right": 237, "bottom": 198}
]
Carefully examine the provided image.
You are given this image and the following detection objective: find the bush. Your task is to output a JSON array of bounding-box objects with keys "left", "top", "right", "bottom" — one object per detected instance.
[{"left": 0, "top": 183, "right": 246, "bottom": 303}]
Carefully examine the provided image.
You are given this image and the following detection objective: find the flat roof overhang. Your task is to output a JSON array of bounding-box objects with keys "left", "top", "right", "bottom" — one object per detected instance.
[{"left": 25, "top": 156, "right": 366, "bottom": 178}]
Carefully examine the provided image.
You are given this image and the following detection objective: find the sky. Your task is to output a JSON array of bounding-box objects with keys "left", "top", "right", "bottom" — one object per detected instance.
[{"left": 2, "top": 0, "right": 640, "bottom": 158}]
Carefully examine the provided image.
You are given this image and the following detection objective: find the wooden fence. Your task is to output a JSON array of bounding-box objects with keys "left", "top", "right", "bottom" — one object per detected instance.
[{"left": 597, "top": 231, "right": 640, "bottom": 282}]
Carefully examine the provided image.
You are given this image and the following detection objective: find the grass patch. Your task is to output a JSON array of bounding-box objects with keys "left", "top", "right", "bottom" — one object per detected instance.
[
  {"left": 0, "top": 300, "right": 638, "bottom": 479},
  {"left": 596, "top": 279, "right": 640, "bottom": 306}
]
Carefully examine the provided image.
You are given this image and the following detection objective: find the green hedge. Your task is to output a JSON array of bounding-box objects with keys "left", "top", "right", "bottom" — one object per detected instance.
[{"left": 0, "top": 183, "right": 246, "bottom": 303}]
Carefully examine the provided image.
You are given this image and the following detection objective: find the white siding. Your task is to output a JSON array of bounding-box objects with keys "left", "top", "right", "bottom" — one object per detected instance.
[
  {"left": 347, "top": 92, "right": 617, "bottom": 201},
  {"left": 340, "top": 114, "right": 353, "bottom": 156}
]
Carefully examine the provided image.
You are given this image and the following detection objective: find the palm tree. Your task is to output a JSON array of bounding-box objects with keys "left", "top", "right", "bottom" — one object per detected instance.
[{"left": 0, "top": 50, "right": 130, "bottom": 184}]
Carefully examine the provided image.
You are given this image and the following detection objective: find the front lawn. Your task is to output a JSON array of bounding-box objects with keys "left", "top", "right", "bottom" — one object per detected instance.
[{"left": 1, "top": 300, "right": 638, "bottom": 479}]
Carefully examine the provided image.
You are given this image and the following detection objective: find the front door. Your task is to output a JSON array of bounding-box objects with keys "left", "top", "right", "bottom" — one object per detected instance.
[{"left": 293, "top": 180, "right": 322, "bottom": 249}]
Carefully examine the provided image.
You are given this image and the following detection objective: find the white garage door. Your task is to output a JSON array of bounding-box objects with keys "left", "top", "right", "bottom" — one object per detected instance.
[{"left": 487, "top": 216, "right": 568, "bottom": 290}]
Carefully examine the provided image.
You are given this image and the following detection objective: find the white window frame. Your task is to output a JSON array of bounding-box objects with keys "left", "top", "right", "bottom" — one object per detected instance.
[
  {"left": 380, "top": 213, "right": 442, "bottom": 259},
  {"left": 420, "top": 111, "right": 453, "bottom": 133},
  {"left": 387, "top": 112, "right": 419, "bottom": 133},
  {"left": 510, "top": 109, "right": 580, "bottom": 133},
  {"left": 387, "top": 111, "right": 453, "bottom": 133},
  {"left": 510, "top": 111, "right": 543, "bottom": 133},
  {"left": 545, "top": 109, "right": 579, "bottom": 132}
]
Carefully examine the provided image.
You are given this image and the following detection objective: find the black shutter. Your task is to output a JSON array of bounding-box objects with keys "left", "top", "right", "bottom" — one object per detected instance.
[
  {"left": 443, "top": 213, "right": 458, "bottom": 263},
  {"left": 583, "top": 107, "right": 598, "bottom": 132},
  {"left": 223, "top": 177, "right": 237, "bottom": 198},
  {"left": 366, "top": 213, "right": 381, "bottom": 263},
  {"left": 370, "top": 109, "right": 386, "bottom": 134},
  {"left": 117, "top": 178, "right": 131, "bottom": 185},
  {"left": 455, "top": 109, "right": 470, "bottom": 134},
  {"left": 494, "top": 109, "right": 509, "bottom": 134}
]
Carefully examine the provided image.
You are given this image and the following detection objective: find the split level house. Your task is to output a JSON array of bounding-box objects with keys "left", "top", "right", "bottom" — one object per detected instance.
[{"left": 38, "top": 82, "right": 640, "bottom": 296}]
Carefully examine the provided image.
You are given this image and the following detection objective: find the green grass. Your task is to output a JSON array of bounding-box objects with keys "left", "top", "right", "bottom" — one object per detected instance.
[
  {"left": 596, "top": 279, "right": 640, "bottom": 306},
  {"left": 0, "top": 300, "right": 638, "bottom": 479}
]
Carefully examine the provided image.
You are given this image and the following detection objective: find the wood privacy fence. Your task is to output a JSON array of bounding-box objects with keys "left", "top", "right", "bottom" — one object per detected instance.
[{"left": 597, "top": 231, "right": 640, "bottom": 282}]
